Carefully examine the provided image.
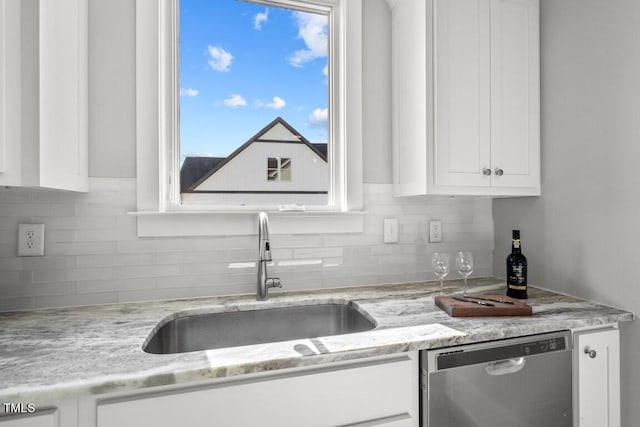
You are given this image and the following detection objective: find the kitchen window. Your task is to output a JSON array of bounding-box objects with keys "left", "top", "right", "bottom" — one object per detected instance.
[
  {"left": 179, "top": 0, "right": 329, "bottom": 207},
  {"left": 135, "top": 0, "right": 363, "bottom": 236}
]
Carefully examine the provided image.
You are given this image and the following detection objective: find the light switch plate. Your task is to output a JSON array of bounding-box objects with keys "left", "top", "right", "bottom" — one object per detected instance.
[
  {"left": 383, "top": 218, "right": 399, "bottom": 244},
  {"left": 429, "top": 220, "right": 442, "bottom": 243},
  {"left": 18, "top": 224, "right": 45, "bottom": 257}
]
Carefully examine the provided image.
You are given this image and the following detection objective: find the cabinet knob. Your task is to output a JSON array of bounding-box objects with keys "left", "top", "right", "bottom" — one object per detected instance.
[
  {"left": 584, "top": 347, "right": 597, "bottom": 359},
  {"left": 482, "top": 168, "right": 492, "bottom": 176},
  {"left": 494, "top": 168, "right": 504, "bottom": 176}
]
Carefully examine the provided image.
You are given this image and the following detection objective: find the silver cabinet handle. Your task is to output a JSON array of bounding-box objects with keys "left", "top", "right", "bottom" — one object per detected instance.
[
  {"left": 494, "top": 168, "right": 504, "bottom": 176},
  {"left": 482, "top": 168, "right": 492, "bottom": 176},
  {"left": 584, "top": 347, "right": 597, "bottom": 359}
]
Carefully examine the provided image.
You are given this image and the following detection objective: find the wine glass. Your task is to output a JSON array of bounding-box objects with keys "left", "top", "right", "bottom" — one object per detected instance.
[
  {"left": 455, "top": 251, "right": 474, "bottom": 296},
  {"left": 431, "top": 252, "right": 450, "bottom": 295}
]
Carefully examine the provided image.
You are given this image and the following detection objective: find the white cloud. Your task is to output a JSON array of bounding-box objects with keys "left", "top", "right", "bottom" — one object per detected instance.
[
  {"left": 309, "top": 108, "right": 328, "bottom": 127},
  {"left": 207, "top": 45, "right": 233, "bottom": 72},
  {"left": 266, "top": 96, "right": 286, "bottom": 110},
  {"left": 224, "top": 94, "right": 247, "bottom": 108},
  {"left": 288, "top": 12, "right": 328, "bottom": 67},
  {"left": 180, "top": 88, "right": 199, "bottom": 97},
  {"left": 322, "top": 64, "right": 328, "bottom": 77},
  {"left": 254, "top": 9, "right": 269, "bottom": 30},
  {"left": 255, "top": 96, "right": 287, "bottom": 110}
]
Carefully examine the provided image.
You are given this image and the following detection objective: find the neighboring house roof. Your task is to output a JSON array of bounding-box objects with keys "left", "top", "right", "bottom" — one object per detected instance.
[
  {"left": 180, "top": 156, "right": 225, "bottom": 193},
  {"left": 182, "top": 117, "right": 328, "bottom": 193},
  {"left": 311, "top": 143, "right": 328, "bottom": 159}
]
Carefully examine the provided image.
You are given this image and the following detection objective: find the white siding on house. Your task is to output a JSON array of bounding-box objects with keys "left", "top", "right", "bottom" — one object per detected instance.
[
  {"left": 183, "top": 118, "right": 328, "bottom": 206},
  {"left": 194, "top": 142, "right": 327, "bottom": 192},
  {"left": 259, "top": 122, "right": 303, "bottom": 141},
  {"left": 181, "top": 192, "right": 328, "bottom": 205}
]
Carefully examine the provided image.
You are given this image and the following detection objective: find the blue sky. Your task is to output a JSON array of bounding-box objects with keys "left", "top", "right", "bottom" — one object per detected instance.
[{"left": 179, "top": 0, "right": 329, "bottom": 159}]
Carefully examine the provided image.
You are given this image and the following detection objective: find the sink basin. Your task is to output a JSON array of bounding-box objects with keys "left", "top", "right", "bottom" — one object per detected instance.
[{"left": 143, "top": 303, "right": 376, "bottom": 354}]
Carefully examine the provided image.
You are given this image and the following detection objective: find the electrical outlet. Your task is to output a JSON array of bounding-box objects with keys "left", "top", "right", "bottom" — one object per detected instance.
[
  {"left": 18, "top": 224, "right": 45, "bottom": 257},
  {"left": 429, "top": 220, "right": 442, "bottom": 243},
  {"left": 383, "top": 218, "right": 399, "bottom": 244}
]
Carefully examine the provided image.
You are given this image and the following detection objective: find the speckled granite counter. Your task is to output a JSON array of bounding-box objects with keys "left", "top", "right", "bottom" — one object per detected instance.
[{"left": 0, "top": 278, "right": 633, "bottom": 402}]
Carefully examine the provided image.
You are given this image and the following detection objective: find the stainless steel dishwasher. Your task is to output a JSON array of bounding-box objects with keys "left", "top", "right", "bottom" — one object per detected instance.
[{"left": 421, "top": 330, "right": 572, "bottom": 427}]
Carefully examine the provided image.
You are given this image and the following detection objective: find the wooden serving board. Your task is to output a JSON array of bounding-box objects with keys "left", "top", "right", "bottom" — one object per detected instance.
[{"left": 435, "top": 294, "right": 532, "bottom": 317}]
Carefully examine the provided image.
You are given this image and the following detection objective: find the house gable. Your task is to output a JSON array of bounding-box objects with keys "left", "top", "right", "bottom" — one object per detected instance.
[
  {"left": 185, "top": 117, "right": 328, "bottom": 193},
  {"left": 258, "top": 122, "right": 302, "bottom": 142}
]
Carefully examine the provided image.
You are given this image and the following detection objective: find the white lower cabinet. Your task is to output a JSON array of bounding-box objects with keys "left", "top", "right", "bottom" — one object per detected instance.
[
  {"left": 573, "top": 327, "right": 621, "bottom": 427},
  {"left": 94, "top": 352, "right": 419, "bottom": 427},
  {"left": 0, "top": 399, "right": 77, "bottom": 427},
  {"left": 0, "top": 411, "right": 56, "bottom": 427},
  {"left": 1, "top": 330, "right": 624, "bottom": 427}
]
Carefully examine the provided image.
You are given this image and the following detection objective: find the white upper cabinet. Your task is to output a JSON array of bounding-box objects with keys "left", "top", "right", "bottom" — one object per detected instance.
[
  {"left": 0, "top": 0, "right": 88, "bottom": 192},
  {"left": 389, "top": 0, "right": 540, "bottom": 197}
]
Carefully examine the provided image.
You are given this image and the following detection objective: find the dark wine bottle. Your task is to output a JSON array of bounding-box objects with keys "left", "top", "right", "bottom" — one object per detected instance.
[{"left": 506, "top": 229, "right": 528, "bottom": 299}]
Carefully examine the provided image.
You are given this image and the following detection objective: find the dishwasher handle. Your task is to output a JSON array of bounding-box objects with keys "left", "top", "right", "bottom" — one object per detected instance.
[{"left": 485, "top": 357, "right": 526, "bottom": 376}]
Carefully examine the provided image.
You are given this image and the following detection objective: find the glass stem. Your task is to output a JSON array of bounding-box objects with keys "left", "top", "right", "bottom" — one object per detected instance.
[
  {"left": 463, "top": 276, "right": 468, "bottom": 296},
  {"left": 440, "top": 278, "right": 444, "bottom": 295}
]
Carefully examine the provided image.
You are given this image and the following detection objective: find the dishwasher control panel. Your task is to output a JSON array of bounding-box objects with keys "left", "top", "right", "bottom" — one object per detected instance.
[{"left": 434, "top": 331, "right": 571, "bottom": 370}]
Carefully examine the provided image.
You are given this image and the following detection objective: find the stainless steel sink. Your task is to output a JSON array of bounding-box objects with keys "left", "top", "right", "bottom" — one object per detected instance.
[{"left": 143, "top": 303, "right": 376, "bottom": 354}]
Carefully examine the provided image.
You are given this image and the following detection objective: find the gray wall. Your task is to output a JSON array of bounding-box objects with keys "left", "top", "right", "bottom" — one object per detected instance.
[
  {"left": 88, "top": 0, "right": 136, "bottom": 178},
  {"left": 362, "top": 0, "right": 393, "bottom": 184},
  {"left": 493, "top": 0, "right": 640, "bottom": 425}
]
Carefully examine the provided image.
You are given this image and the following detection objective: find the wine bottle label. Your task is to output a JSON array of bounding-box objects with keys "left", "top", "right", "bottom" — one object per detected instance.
[
  {"left": 508, "top": 284, "right": 527, "bottom": 291},
  {"left": 513, "top": 239, "right": 520, "bottom": 249},
  {"left": 508, "top": 264, "right": 526, "bottom": 281}
]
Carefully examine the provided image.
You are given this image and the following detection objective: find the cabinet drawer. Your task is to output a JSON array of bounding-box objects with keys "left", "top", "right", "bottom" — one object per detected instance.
[{"left": 97, "top": 354, "right": 418, "bottom": 427}]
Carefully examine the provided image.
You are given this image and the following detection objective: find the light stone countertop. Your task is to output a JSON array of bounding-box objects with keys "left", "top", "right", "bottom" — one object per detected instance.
[{"left": 0, "top": 277, "right": 633, "bottom": 403}]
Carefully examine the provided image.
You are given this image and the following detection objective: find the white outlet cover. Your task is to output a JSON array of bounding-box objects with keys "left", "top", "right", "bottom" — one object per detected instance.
[
  {"left": 18, "top": 224, "right": 45, "bottom": 257},
  {"left": 429, "top": 220, "right": 442, "bottom": 243},
  {"left": 383, "top": 218, "right": 399, "bottom": 243}
]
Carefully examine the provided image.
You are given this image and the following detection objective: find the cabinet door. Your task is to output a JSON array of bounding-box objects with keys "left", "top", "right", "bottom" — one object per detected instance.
[
  {"left": 38, "top": 0, "right": 88, "bottom": 192},
  {"left": 0, "top": 0, "right": 87, "bottom": 191},
  {"left": 391, "top": 0, "right": 429, "bottom": 196},
  {"left": 96, "top": 353, "right": 418, "bottom": 427},
  {"left": 0, "top": 0, "right": 21, "bottom": 186},
  {"left": 489, "top": 0, "right": 540, "bottom": 189},
  {"left": 0, "top": 410, "right": 57, "bottom": 427},
  {"left": 574, "top": 328, "right": 621, "bottom": 427},
  {"left": 433, "top": 0, "right": 492, "bottom": 189}
]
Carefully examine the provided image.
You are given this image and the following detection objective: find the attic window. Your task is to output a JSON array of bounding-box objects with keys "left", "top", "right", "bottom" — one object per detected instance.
[{"left": 268, "top": 158, "right": 291, "bottom": 181}]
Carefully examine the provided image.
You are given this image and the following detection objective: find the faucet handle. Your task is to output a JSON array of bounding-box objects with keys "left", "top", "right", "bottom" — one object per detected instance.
[
  {"left": 266, "top": 278, "right": 282, "bottom": 289},
  {"left": 261, "top": 241, "right": 272, "bottom": 261}
]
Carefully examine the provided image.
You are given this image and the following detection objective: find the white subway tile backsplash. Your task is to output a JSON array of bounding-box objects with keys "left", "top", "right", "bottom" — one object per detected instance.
[
  {"left": 0, "top": 179, "right": 494, "bottom": 310},
  {"left": 25, "top": 282, "right": 78, "bottom": 297},
  {"left": 46, "top": 241, "right": 119, "bottom": 256},
  {"left": 293, "top": 247, "right": 343, "bottom": 259},
  {"left": 32, "top": 292, "right": 119, "bottom": 309},
  {"left": 21, "top": 256, "right": 76, "bottom": 271},
  {"left": 32, "top": 269, "right": 72, "bottom": 284},
  {"left": 0, "top": 243, "right": 19, "bottom": 258},
  {"left": 74, "top": 229, "right": 120, "bottom": 242},
  {"left": 75, "top": 254, "right": 155, "bottom": 268},
  {"left": 76, "top": 277, "right": 157, "bottom": 294},
  {"left": 47, "top": 216, "right": 118, "bottom": 230}
]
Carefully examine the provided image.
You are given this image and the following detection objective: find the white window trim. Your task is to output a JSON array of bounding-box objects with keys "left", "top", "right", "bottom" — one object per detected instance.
[{"left": 134, "top": 0, "right": 363, "bottom": 237}]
